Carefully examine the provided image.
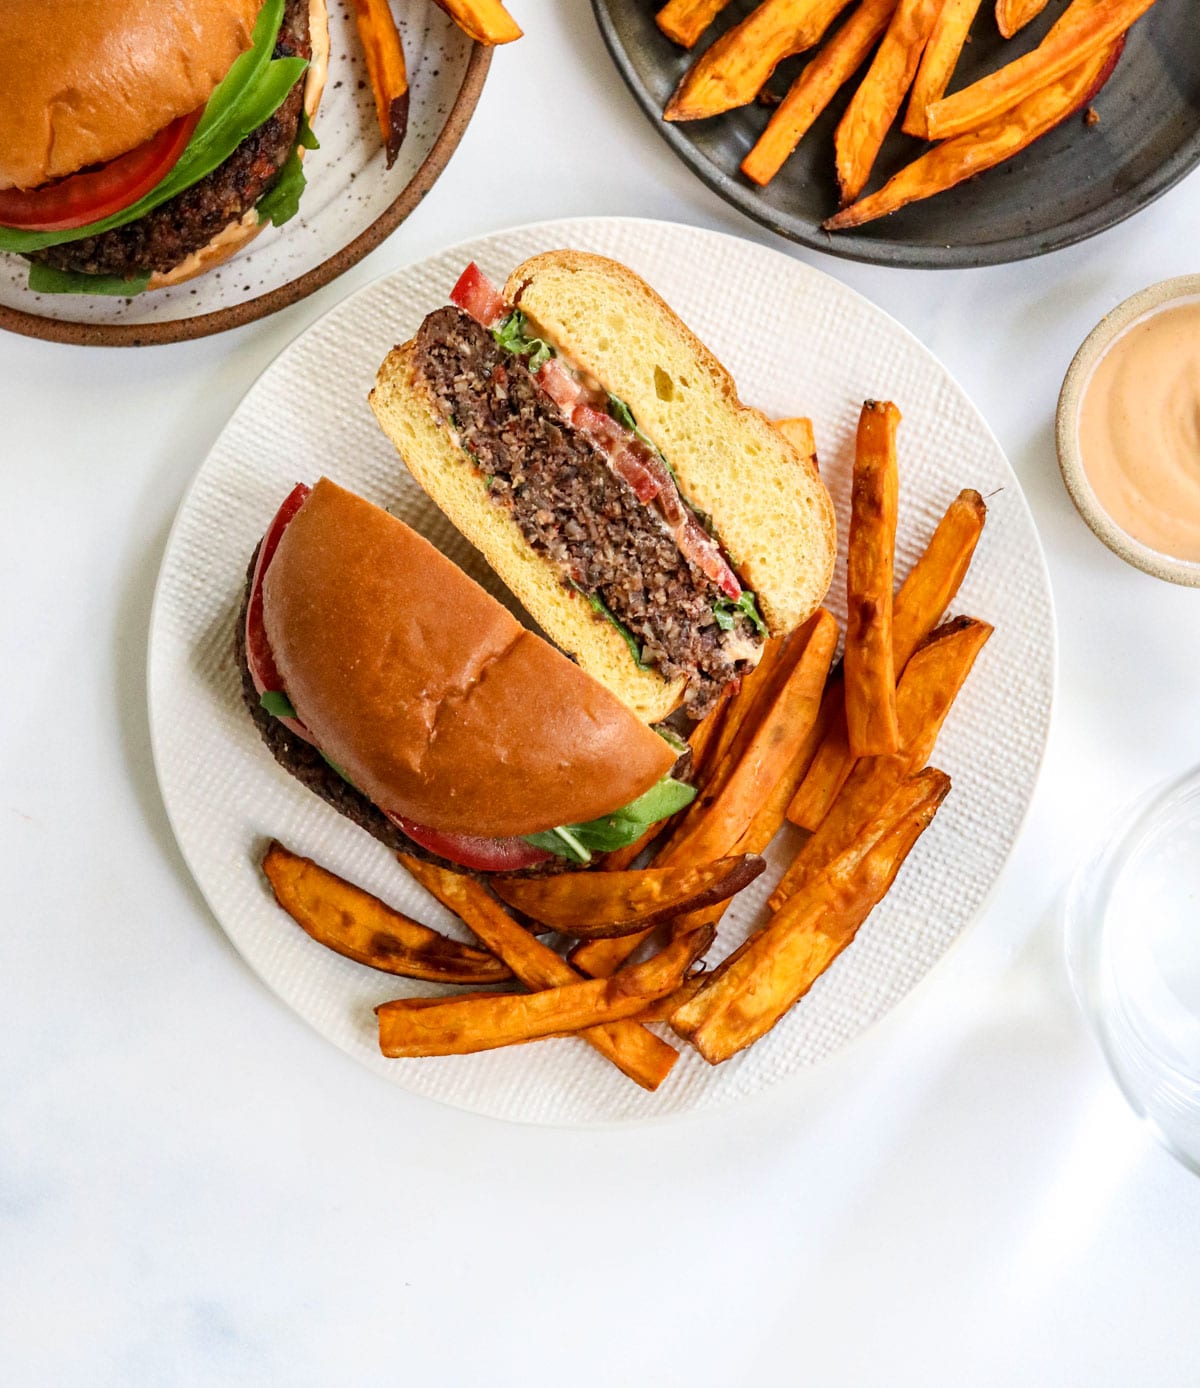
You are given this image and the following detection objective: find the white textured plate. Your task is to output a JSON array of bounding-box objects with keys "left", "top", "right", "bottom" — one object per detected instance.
[
  {"left": 149, "top": 217, "right": 1055, "bottom": 1125},
  {"left": 0, "top": 3, "right": 487, "bottom": 346}
]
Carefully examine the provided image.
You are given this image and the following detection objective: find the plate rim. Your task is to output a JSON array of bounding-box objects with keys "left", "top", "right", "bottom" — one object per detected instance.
[
  {"left": 146, "top": 214, "right": 1059, "bottom": 1123},
  {"left": 591, "top": 0, "right": 1200, "bottom": 270},
  {"left": 0, "top": 44, "right": 492, "bottom": 349}
]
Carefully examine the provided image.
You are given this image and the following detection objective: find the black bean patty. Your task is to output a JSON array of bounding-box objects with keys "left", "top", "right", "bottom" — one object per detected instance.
[
  {"left": 32, "top": 0, "right": 310, "bottom": 279},
  {"left": 413, "top": 307, "right": 763, "bottom": 718}
]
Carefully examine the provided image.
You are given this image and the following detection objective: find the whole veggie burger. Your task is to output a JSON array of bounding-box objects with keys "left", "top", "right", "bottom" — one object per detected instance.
[{"left": 0, "top": 0, "right": 329, "bottom": 296}]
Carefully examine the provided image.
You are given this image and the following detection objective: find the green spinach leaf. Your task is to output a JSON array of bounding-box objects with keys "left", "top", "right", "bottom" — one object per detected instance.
[
  {"left": 713, "top": 590, "right": 768, "bottom": 636},
  {"left": 524, "top": 775, "right": 696, "bottom": 864}
]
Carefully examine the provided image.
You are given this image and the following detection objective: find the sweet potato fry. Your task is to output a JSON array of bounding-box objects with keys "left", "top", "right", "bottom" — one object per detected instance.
[
  {"left": 572, "top": 611, "right": 837, "bottom": 978},
  {"left": 432, "top": 0, "right": 522, "bottom": 45},
  {"left": 262, "top": 842, "right": 513, "bottom": 984},
  {"left": 657, "top": 0, "right": 737, "bottom": 49},
  {"left": 902, "top": 0, "right": 982, "bottom": 139},
  {"left": 377, "top": 927, "right": 713, "bottom": 1058},
  {"left": 826, "top": 42, "right": 1122, "bottom": 228},
  {"left": 493, "top": 855, "right": 765, "bottom": 937},
  {"left": 924, "top": 0, "right": 1155, "bottom": 140},
  {"left": 673, "top": 769, "right": 950, "bottom": 1062},
  {"left": 665, "top": 0, "right": 855, "bottom": 122},
  {"left": 700, "top": 637, "right": 792, "bottom": 795},
  {"left": 775, "top": 416, "right": 817, "bottom": 460},
  {"left": 834, "top": 0, "right": 942, "bottom": 204},
  {"left": 844, "top": 400, "right": 902, "bottom": 758},
  {"left": 686, "top": 688, "right": 734, "bottom": 789},
  {"left": 399, "top": 854, "right": 679, "bottom": 1088},
  {"left": 787, "top": 488, "right": 987, "bottom": 830},
  {"left": 742, "top": 0, "right": 898, "bottom": 186},
  {"left": 995, "top": 0, "right": 1050, "bottom": 38},
  {"left": 771, "top": 615, "right": 991, "bottom": 909},
  {"left": 350, "top": 0, "right": 409, "bottom": 167}
]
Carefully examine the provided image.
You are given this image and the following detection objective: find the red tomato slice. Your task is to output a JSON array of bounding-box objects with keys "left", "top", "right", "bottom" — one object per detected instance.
[
  {"left": 449, "top": 261, "right": 507, "bottom": 329},
  {"left": 0, "top": 108, "right": 203, "bottom": 232},
  {"left": 391, "top": 815, "right": 552, "bottom": 872},
  {"left": 537, "top": 358, "right": 584, "bottom": 410},
  {"left": 246, "top": 483, "right": 313, "bottom": 741}
]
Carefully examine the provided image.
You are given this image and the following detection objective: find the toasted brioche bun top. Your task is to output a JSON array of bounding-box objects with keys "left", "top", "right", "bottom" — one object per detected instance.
[
  {"left": 261, "top": 479, "right": 678, "bottom": 838},
  {"left": 0, "top": 0, "right": 264, "bottom": 191},
  {"left": 506, "top": 251, "right": 837, "bottom": 636}
]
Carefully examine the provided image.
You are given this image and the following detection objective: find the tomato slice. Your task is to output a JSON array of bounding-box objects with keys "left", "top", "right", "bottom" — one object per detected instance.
[
  {"left": 450, "top": 261, "right": 507, "bottom": 329},
  {"left": 390, "top": 815, "right": 552, "bottom": 872},
  {"left": 246, "top": 483, "right": 313, "bottom": 742},
  {"left": 0, "top": 108, "right": 203, "bottom": 232}
]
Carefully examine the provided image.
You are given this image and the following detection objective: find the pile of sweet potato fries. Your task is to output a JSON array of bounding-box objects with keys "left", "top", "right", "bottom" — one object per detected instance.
[
  {"left": 350, "top": 0, "right": 521, "bottom": 168},
  {"left": 262, "top": 403, "right": 994, "bottom": 1088},
  {"left": 656, "top": 0, "right": 1159, "bottom": 228}
]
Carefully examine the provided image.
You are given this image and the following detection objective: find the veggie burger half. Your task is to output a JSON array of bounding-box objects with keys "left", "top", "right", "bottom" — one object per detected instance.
[
  {"left": 369, "top": 251, "right": 838, "bottom": 723},
  {"left": 240, "top": 478, "right": 696, "bottom": 873},
  {"left": 0, "top": 0, "right": 329, "bottom": 296}
]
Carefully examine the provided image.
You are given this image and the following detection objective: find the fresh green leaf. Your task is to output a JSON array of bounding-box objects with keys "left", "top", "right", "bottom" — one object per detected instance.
[
  {"left": 606, "top": 392, "right": 679, "bottom": 480},
  {"left": 572, "top": 583, "right": 651, "bottom": 671},
  {"left": 607, "top": 394, "right": 637, "bottom": 432},
  {"left": 1, "top": 0, "right": 304, "bottom": 254},
  {"left": 320, "top": 752, "right": 355, "bottom": 787},
  {"left": 256, "top": 146, "right": 307, "bottom": 227},
  {"left": 713, "top": 590, "right": 768, "bottom": 636},
  {"left": 258, "top": 108, "right": 320, "bottom": 226},
  {"left": 524, "top": 775, "right": 696, "bottom": 863},
  {"left": 526, "top": 824, "right": 593, "bottom": 866},
  {"left": 655, "top": 724, "right": 689, "bottom": 757},
  {"left": 260, "top": 690, "right": 298, "bottom": 719},
  {"left": 297, "top": 111, "right": 321, "bottom": 151},
  {"left": 26, "top": 262, "right": 151, "bottom": 296},
  {"left": 492, "top": 310, "right": 556, "bottom": 371}
]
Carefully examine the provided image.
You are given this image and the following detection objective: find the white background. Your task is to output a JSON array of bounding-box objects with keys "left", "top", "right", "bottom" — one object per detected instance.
[{"left": 2, "top": 3, "right": 1198, "bottom": 1383}]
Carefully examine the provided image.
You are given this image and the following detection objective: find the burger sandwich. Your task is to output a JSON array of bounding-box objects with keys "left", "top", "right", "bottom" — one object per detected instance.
[
  {"left": 369, "top": 251, "right": 837, "bottom": 723},
  {"left": 239, "top": 477, "right": 696, "bottom": 873},
  {"left": 0, "top": 0, "right": 329, "bottom": 295}
]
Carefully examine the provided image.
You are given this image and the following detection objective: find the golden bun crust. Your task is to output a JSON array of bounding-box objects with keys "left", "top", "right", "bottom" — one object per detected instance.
[
  {"left": 147, "top": 0, "right": 328, "bottom": 291},
  {"left": 369, "top": 343, "right": 686, "bottom": 724},
  {"left": 0, "top": 0, "right": 264, "bottom": 191},
  {"left": 261, "top": 479, "right": 678, "bottom": 839},
  {"left": 506, "top": 251, "right": 837, "bottom": 636}
]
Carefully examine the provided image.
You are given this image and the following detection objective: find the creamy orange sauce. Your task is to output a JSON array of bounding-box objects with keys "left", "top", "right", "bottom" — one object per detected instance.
[{"left": 1079, "top": 300, "right": 1200, "bottom": 563}]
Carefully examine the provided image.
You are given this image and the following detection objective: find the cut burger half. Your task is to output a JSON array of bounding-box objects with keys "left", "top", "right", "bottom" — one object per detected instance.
[
  {"left": 239, "top": 478, "right": 695, "bottom": 873},
  {"left": 0, "top": 0, "right": 329, "bottom": 295},
  {"left": 369, "top": 250, "right": 837, "bottom": 723}
]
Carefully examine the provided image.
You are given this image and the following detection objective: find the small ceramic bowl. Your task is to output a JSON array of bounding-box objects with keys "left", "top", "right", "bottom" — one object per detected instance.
[{"left": 1056, "top": 275, "right": 1200, "bottom": 588}]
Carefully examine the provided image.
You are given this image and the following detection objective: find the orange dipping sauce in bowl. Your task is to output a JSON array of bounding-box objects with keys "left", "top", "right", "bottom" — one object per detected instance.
[
  {"left": 1077, "top": 299, "right": 1200, "bottom": 564},
  {"left": 1059, "top": 277, "right": 1200, "bottom": 587}
]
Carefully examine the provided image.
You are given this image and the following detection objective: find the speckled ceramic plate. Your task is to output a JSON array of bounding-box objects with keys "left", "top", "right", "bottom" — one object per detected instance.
[
  {"left": 149, "top": 218, "right": 1055, "bottom": 1124},
  {"left": 594, "top": 0, "right": 1200, "bottom": 269},
  {"left": 0, "top": 4, "right": 489, "bottom": 346}
]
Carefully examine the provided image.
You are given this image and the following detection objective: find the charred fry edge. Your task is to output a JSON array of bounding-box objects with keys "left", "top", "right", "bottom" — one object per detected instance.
[{"left": 262, "top": 841, "right": 513, "bottom": 984}]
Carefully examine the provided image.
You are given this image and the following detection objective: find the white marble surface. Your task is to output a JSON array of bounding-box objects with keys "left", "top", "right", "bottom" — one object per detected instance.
[{"left": 2, "top": 3, "right": 1199, "bottom": 1383}]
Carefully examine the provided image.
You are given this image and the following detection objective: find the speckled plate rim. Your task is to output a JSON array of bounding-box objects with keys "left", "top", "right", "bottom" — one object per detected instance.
[
  {"left": 0, "top": 44, "right": 491, "bottom": 349},
  {"left": 1056, "top": 274, "right": 1200, "bottom": 588},
  {"left": 592, "top": 0, "right": 1200, "bottom": 271}
]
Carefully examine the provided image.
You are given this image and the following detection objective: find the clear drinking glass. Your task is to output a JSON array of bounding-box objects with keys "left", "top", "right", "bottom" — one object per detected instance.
[{"left": 1066, "top": 766, "right": 1200, "bottom": 1174}]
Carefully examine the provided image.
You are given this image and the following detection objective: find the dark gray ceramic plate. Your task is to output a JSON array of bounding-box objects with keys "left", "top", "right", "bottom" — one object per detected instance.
[{"left": 593, "top": 0, "right": 1200, "bottom": 268}]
